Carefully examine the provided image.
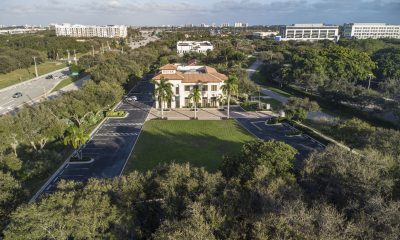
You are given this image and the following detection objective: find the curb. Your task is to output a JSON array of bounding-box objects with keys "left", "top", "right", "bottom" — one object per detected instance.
[{"left": 29, "top": 78, "right": 148, "bottom": 203}]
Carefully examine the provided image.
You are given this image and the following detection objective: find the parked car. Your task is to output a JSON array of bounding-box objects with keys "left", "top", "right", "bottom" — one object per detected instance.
[
  {"left": 45, "top": 75, "right": 54, "bottom": 79},
  {"left": 12, "top": 92, "right": 23, "bottom": 98},
  {"left": 126, "top": 96, "right": 137, "bottom": 102}
]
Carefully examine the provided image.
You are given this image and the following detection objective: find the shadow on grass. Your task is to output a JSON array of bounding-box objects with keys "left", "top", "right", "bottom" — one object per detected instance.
[{"left": 124, "top": 122, "right": 254, "bottom": 174}]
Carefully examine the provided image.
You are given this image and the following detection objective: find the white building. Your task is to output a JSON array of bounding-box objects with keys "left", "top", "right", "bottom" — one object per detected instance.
[
  {"left": 221, "top": 23, "right": 230, "bottom": 27},
  {"left": 252, "top": 31, "right": 279, "bottom": 39},
  {"left": 0, "top": 26, "right": 46, "bottom": 35},
  {"left": 343, "top": 23, "right": 400, "bottom": 39},
  {"left": 176, "top": 41, "right": 214, "bottom": 55},
  {"left": 234, "top": 22, "right": 249, "bottom": 28},
  {"left": 54, "top": 24, "right": 127, "bottom": 38},
  {"left": 277, "top": 23, "right": 339, "bottom": 41},
  {"left": 153, "top": 64, "right": 227, "bottom": 109}
]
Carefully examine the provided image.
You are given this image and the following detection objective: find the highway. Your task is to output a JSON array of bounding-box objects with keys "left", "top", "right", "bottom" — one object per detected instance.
[{"left": 0, "top": 67, "right": 69, "bottom": 115}]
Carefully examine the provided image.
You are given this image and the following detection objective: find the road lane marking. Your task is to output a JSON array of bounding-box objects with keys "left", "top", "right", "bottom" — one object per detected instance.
[
  {"left": 250, "top": 121, "right": 263, "bottom": 131},
  {"left": 96, "top": 133, "right": 139, "bottom": 136},
  {"left": 103, "top": 123, "right": 143, "bottom": 126},
  {"left": 0, "top": 99, "right": 15, "bottom": 107}
]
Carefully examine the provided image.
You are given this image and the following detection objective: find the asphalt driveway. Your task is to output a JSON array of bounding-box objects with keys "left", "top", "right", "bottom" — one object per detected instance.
[{"left": 37, "top": 78, "right": 154, "bottom": 196}]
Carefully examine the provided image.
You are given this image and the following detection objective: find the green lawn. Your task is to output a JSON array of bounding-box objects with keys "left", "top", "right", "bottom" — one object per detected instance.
[
  {"left": 123, "top": 120, "right": 255, "bottom": 173},
  {"left": 0, "top": 61, "right": 66, "bottom": 89},
  {"left": 51, "top": 77, "right": 76, "bottom": 92}
]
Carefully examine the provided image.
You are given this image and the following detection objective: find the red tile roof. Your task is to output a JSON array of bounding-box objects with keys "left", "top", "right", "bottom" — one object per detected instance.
[
  {"left": 159, "top": 64, "right": 177, "bottom": 70},
  {"left": 153, "top": 65, "right": 227, "bottom": 83}
]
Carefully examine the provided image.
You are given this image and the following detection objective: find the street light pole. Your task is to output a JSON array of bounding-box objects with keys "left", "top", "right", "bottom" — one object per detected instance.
[
  {"left": 33, "top": 56, "right": 38, "bottom": 77},
  {"left": 74, "top": 49, "right": 77, "bottom": 65},
  {"left": 67, "top": 49, "right": 71, "bottom": 65},
  {"left": 258, "top": 86, "right": 261, "bottom": 110},
  {"left": 367, "top": 74, "right": 373, "bottom": 90}
]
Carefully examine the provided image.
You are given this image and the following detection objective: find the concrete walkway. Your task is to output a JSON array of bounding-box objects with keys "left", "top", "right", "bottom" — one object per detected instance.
[
  {"left": 147, "top": 106, "right": 273, "bottom": 120},
  {"left": 247, "top": 60, "right": 335, "bottom": 120},
  {"left": 47, "top": 75, "right": 91, "bottom": 100}
]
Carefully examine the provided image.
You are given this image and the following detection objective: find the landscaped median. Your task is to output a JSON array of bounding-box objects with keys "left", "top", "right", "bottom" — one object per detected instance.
[
  {"left": 123, "top": 120, "right": 255, "bottom": 173},
  {"left": 105, "top": 110, "right": 128, "bottom": 118}
]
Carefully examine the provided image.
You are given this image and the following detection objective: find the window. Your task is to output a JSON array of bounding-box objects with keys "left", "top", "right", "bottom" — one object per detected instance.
[
  {"left": 175, "top": 86, "right": 179, "bottom": 95},
  {"left": 211, "top": 85, "right": 217, "bottom": 91},
  {"left": 185, "top": 86, "right": 191, "bottom": 91},
  {"left": 202, "top": 85, "right": 208, "bottom": 91}
]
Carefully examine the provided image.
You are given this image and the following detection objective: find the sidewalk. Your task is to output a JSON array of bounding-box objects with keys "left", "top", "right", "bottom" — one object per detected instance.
[
  {"left": 247, "top": 60, "right": 335, "bottom": 121},
  {"left": 147, "top": 106, "right": 274, "bottom": 120}
]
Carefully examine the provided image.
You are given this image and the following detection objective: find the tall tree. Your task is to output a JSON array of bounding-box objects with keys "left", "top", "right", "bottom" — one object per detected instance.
[
  {"left": 188, "top": 85, "right": 201, "bottom": 119},
  {"left": 221, "top": 75, "right": 238, "bottom": 119},
  {"left": 153, "top": 77, "right": 173, "bottom": 119}
]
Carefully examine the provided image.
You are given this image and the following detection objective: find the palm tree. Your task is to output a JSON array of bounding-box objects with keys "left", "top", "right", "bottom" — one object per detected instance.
[
  {"left": 63, "top": 125, "right": 90, "bottom": 160},
  {"left": 221, "top": 75, "right": 238, "bottom": 119},
  {"left": 188, "top": 85, "right": 202, "bottom": 119},
  {"left": 153, "top": 77, "right": 173, "bottom": 119}
]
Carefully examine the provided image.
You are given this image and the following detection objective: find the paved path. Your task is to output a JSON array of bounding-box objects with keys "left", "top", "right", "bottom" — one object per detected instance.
[
  {"left": 247, "top": 60, "right": 335, "bottom": 120},
  {"left": 32, "top": 77, "right": 154, "bottom": 200},
  {"left": 47, "top": 75, "right": 91, "bottom": 100},
  {"left": 225, "top": 106, "right": 324, "bottom": 166},
  {"left": 0, "top": 67, "right": 69, "bottom": 115}
]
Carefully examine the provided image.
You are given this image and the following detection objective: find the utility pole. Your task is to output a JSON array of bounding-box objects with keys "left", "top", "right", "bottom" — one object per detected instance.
[
  {"left": 73, "top": 49, "right": 77, "bottom": 65},
  {"left": 67, "top": 49, "right": 71, "bottom": 65},
  {"left": 367, "top": 74, "right": 373, "bottom": 90},
  {"left": 258, "top": 86, "right": 261, "bottom": 110},
  {"left": 33, "top": 56, "right": 38, "bottom": 77}
]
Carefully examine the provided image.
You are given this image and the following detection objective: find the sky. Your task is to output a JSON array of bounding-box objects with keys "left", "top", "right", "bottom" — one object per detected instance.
[{"left": 1, "top": 0, "right": 400, "bottom": 26}]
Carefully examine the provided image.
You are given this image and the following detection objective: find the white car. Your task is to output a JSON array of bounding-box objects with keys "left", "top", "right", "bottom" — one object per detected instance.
[{"left": 126, "top": 96, "right": 137, "bottom": 102}]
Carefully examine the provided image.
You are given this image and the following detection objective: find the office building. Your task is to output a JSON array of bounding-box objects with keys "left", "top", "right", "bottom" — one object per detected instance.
[
  {"left": 343, "top": 23, "right": 400, "bottom": 39},
  {"left": 55, "top": 24, "right": 127, "bottom": 38},
  {"left": 176, "top": 41, "right": 213, "bottom": 55},
  {"left": 277, "top": 23, "right": 339, "bottom": 41},
  {"left": 153, "top": 64, "right": 227, "bottom": 109}
]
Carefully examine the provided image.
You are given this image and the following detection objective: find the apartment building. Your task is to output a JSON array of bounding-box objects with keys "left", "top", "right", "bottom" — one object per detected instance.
[
  {"left": 277, "top": 23, "right": 339, "bottom": 41},
  {"left": 220, "top": 23, "right": 230, "bottom": 27},
  {"left": 343, "top": 23, "right": 400, "bottom": 39},
  {"left": 234, "top": 22, "right": 249, "bottom": 28},
  {"left": 152, "top": 64, "right": 227, "bottom": 109},
  {"left": 55, "top": 24, "right": 127, "bottom": 38},
  {"left": 176, "top": 41, "right": 213, "bottom": 55}
]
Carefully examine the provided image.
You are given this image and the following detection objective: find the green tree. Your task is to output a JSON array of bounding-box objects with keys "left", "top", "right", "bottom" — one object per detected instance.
[
  {"left": 63, "top": 125, "right": 90, "bottom": 160},
  {"left": 188, "top": 85, "right": 201, "bottom": 119},
  {"left": 153, "top": 77, "right": 173, "bottom": 119},
  {"left": 221, "top": 75, "right": 238, "bottom": 119},
  {"left": 221, "top": 140, "right": 297, "bottom": 183},
  {"left": 335, "top": 118, "right": 376, "bottom": 149},
  {"left": 301, "top": 146, "right": 394, "bottom": 210},
  {"left": 285, "top": 97, "right": 320, "bottom": 122}
]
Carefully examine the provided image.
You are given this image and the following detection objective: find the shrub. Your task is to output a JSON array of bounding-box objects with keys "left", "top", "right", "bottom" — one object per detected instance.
[{"left": 105, "top": 111, "right": 127, "bottom": 118}]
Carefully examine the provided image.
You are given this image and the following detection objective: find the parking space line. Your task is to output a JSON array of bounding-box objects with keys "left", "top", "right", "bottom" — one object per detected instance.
[{"left": 250, "top": 121, "right": 263, "bottom": 131}]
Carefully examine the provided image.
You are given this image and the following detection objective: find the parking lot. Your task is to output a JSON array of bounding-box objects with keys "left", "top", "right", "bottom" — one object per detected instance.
[
  {"left": 36, "top": 78, "right": 154, "bottom": 196},
  {"left": 236, "top": 117, "right": 325, "bottom": 166}
]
